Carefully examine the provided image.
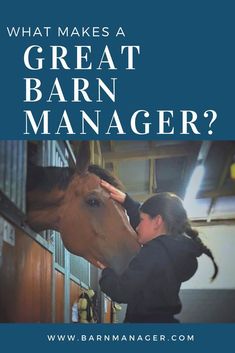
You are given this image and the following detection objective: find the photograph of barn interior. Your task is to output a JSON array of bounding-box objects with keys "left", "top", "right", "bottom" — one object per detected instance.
[{"left": 0, "top": 140, "right": 235, "bottom": 323}]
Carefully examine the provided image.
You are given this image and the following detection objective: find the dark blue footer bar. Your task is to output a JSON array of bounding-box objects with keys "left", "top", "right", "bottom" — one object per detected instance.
[{"left": 0, "top": 323, "right": 234, "bottom": 353}]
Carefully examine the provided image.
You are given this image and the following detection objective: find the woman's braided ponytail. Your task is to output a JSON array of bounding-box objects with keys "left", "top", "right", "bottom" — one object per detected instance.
[{"left": 184, "top": 222, "right": 218, "bottom": 280}]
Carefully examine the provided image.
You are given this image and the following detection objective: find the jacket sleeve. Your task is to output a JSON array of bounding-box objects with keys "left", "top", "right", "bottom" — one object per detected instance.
[
  {"left": 123, "top": 194, "right": 141, "bottom": 230},
  {"left": 99, "top": 244, "right": 163, "bottom": 303}
]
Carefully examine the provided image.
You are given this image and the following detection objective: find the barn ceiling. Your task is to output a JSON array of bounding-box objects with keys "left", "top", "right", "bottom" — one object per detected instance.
[
  {"left": 69, "top": 140, "right": 235, "bottom": 222},
  {"left": 77, "top": 140, "right": 235, "bottom": 223}
]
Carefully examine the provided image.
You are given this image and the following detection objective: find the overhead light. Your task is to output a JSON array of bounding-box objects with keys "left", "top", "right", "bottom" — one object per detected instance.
[{"left": 184, "top": 162, "right": 205, "bottom": 209}]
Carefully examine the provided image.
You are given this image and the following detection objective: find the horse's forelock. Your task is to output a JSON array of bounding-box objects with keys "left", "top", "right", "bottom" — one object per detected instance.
[{"left": 88, "top": 164, "right": 125, "bottom": 191}]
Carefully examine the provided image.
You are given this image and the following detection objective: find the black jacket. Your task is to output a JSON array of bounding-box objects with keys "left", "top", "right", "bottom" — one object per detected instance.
[{"left": 99, "top": 195, "right": 203, "bottom": 323}]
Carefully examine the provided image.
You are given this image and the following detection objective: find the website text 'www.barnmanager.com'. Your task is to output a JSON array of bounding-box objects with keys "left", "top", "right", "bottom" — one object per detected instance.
[{"left": 46, "top": 333, "right": 195, "bottom": 343}]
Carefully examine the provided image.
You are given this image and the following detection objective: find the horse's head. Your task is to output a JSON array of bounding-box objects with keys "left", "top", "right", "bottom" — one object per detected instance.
[
  {"left": 59, "top": 170, "right": 140, "bottom": 273},
  {"left": 26, "top": 142, "right": 140, "bottom": 274}
]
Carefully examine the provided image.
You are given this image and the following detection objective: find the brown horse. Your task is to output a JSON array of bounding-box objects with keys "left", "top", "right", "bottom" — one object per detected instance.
[{"left": 26, "top": 142, "right": 140, "bottom": 274}]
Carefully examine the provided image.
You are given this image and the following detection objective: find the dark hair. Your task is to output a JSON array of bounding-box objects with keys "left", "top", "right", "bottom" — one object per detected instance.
[
  {"left": 140, "top": 192, "right": 218, "bottom": 281},
  {"left": 88, "top": 164, "right": 125, "bottom": 190}
]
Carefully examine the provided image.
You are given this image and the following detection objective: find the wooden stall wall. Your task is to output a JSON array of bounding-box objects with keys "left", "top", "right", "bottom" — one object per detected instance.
[
  {"left": 54, "top": 270, "right": 65, "bottom": 323},
  {"left": 0, "top": 224, "right": 52, "bottom": 322},
  {"left": 0, "top": 141, "right": 101, "bottom": 323}
]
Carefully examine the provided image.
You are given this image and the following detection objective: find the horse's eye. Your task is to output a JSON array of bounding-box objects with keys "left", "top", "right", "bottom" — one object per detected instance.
[{"left": 86, "top": 198, "right": 101, "bottom": 208}]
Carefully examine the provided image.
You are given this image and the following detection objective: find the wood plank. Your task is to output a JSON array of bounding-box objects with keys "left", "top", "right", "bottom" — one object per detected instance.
[
  {"left": 103, "top": 143, "right": 198, "bottom": 162},
  {"left": 55, "top": 270, "right": 64, "bottom": 323},
  {"left": 0, "top": 226, "right": 52, "bottom": 322}
]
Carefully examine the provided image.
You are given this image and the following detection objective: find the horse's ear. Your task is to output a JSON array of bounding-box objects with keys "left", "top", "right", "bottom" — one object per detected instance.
[{"left": 76, "top": 141, "right": 91, "bottom": 174}]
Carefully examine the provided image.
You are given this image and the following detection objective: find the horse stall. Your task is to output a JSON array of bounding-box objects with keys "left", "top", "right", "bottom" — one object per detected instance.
[{"left": 0, "top": 140, "right": 113, "bottom": 323}]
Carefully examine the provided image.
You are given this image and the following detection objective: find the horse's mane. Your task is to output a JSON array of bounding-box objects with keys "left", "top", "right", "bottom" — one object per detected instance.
[{"left": 27, "top": 164, "right": 124, "bottom": 192}]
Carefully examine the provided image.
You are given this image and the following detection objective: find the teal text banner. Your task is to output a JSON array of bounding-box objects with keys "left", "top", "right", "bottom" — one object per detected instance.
[{"left": 0, "top": 0, "right": 234, "bottom": 140}]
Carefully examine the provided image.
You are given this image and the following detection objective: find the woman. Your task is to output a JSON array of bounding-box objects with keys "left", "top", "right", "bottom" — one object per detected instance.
[{"left": 97, "top": 180, "right": 218, "bottom": 323}]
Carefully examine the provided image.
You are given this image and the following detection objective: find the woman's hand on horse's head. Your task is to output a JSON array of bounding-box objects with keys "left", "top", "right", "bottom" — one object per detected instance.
[
  {"left": 100, "top": 180, "right": 126, "bottom": 204},
  {"left": 97, "top": 260, "right": 107, "bottom": 270}
]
